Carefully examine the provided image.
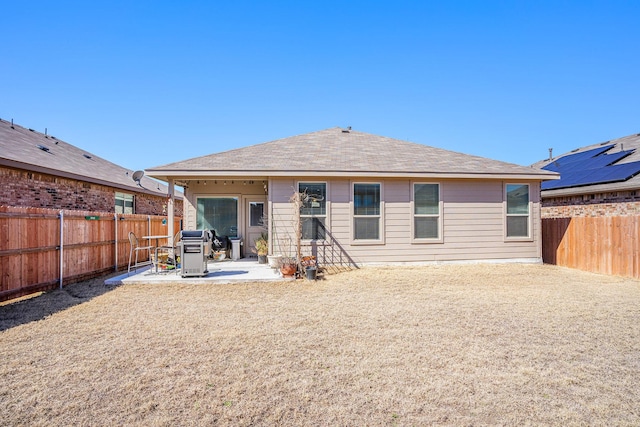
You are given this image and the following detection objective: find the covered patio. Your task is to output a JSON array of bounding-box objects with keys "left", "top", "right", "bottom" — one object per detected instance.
[{"left": 105, "top": 259, "right": 283, "bottom": 285}]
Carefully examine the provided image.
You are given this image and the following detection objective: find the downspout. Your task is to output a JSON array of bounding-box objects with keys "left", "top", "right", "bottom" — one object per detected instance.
[
  {"left": 268, "top": 202, "right": 273, "bottom": 255},
  {"left": 537, "top": 182, "right": 543, "bottom": 262},
  {"left": 59, "top": 210, "right": 64, "bottom": 289}
]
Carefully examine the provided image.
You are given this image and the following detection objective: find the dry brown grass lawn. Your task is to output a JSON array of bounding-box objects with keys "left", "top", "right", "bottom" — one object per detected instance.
[{"left": 1, "top": 264, "right": 640, "bottom": 426}]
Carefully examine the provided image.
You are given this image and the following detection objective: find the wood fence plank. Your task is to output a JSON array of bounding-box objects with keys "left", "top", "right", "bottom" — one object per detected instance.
[
  {"left": 543, "top": 216, "right": 640, "bottom": 279},
  {"left": 1, "top": 207, "right": 181, "bottom": 302}
]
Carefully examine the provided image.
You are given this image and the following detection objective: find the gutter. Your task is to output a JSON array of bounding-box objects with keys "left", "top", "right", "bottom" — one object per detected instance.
[
  {"left": 1, "top": 158, "right": 183, "bottom": 198},
  {"left": 146, "top": 169, "right": 560, "bottom": 182},
  {"left": 542, "top": 181, "right": 640, "bottom": 198}
]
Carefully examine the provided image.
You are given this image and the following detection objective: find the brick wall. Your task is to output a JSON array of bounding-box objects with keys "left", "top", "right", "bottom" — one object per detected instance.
[
  {"left": 0, "top": 165, "right": 183, "bottom": 216},
  {"left": 542, "top": 190, "right": 640, "bottom": 218}
]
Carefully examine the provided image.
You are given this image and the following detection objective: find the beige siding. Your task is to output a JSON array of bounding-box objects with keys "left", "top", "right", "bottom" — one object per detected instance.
[
  {"left": 270, "top": 177, "right": 542, "bottom": 264},
  {"left": 270, "top": 178, "right": 297, "bottom": 256}
]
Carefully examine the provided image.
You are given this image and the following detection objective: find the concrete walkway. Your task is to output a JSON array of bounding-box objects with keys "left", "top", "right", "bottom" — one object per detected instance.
[{"left": 105, "top": 259, "right": 283, "bottom": 285}]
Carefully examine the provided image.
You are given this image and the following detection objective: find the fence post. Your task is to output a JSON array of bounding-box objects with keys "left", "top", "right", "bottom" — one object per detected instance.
[
  {"left": 148, "top": 215, "right": 151, "bottom": 238},
  {"left": 114, "top": 213, "right": 118, "bottom": 272},
  {"left": 59, "top": 210, "right": 64, "bottom": 289}
]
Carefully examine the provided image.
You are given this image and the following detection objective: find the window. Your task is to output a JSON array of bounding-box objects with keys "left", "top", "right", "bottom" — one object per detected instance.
[
  {"left": 249, "top": 202, "right": 265, "bottom": 227},
  {"left": 353, "top": 183, "right": 381, "bottom": 240},
  {"left": 115, "top": 192, "right": 134, "bottom": 214},
  {"left": 413, "top": 183, "right": 440, "bottom": 240},
  {"left": 506, "top": 184, "right": 530, "bottom": 238},
  {"left": 197, "top": 197, "right": 238, "bottom": 237},
  {"left": 298, "top": 182, "right": 326, "bottom": 240}
]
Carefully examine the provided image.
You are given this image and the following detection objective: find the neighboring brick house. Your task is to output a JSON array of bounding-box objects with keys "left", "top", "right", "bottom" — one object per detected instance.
[
  {"left": 0, "top": 118, "right": 182, "bottom": 215},
  {"left": 534, "top": 132, "right": 640, "bottom": 219}
]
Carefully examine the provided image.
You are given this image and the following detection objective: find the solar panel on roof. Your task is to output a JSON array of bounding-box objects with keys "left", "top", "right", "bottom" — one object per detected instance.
[
  {"left": 598, "top": 161, "right": 640, "bottom": 181},
  {"left": 542, "top": 160, "right": 640, "bottom": 190},
  {"left": 543, "top": 145, "right": 614, "bottom": 173},
  {"left": 542, "top": 144, "right": 640, "bottom": 190},
  {"left": 548, "top": 150, "right": 633, "bottom": 175}
]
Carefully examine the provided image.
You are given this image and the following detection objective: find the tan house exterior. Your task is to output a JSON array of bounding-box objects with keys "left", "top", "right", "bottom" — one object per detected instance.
[{"left": 146, "top": 128, "right": 558, "bottom": 266}]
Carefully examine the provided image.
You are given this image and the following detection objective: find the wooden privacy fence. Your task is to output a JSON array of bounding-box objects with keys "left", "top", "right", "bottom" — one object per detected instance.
[
  {"left": 543, "top": 216, "right": 640, "bottom": 279},
  {"left": 0, "top": 206, "right": 181, "bottom": 302}
]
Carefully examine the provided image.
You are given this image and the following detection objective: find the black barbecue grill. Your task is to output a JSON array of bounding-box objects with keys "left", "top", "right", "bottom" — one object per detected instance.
[{"left": 178, "top": 230, "right": 212, "bottom": 277}]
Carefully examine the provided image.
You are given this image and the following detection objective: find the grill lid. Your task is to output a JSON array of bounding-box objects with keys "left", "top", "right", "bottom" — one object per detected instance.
[{"left": 179, "top": 230, "right": 212, "bottom": 241}]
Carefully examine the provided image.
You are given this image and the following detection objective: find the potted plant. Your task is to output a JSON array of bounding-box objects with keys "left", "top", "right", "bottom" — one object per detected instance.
[
  {"left": 301, "top": 255, "right": 317, "bottom": 280},
  {"left": 278, "top": 256, "right": 298, "bottom": 278},
  {"left": 267, "top": 254, "right": 282, "bottom": 269},
  {"left": 254, "top": 233, "right": 268, "bottom": 264}
]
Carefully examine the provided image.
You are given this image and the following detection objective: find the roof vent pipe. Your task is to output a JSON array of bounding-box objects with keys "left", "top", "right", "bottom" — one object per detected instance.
[{"left": 548, "top": 148, "right": 553, "bottom": 161}]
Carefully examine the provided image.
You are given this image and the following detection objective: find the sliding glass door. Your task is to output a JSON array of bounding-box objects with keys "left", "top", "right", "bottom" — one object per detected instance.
[{"left": 196, "top": 197, "right": 238, "bottom": 238}]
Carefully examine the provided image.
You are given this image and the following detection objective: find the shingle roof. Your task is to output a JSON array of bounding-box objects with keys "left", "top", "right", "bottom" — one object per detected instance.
[
  {"left": 147, "top": 127, "right": 556, "bottom": 180},
  {"left": 0, "top": 118, "right": 173, "bottom": 196},
  {"left": 533, "top": 132, "right": 640, "bottom": 196}
]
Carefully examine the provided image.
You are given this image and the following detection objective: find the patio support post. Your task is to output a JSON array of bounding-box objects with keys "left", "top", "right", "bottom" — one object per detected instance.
[
  {"left": 168, "top": 179, "right": 175, "bottom": 246},
  {"left": 59, "top": 210, "right": 64, "bottom": 289}
]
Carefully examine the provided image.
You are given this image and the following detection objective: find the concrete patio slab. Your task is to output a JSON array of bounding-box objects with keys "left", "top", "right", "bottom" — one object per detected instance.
[{"left": 105, "top": 259, "right": 283, "bottom": 285}]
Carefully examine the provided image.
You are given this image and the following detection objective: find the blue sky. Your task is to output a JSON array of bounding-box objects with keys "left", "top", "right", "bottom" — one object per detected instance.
[{"left": 2, "top": 1, "right": 639, "bottom": 172}]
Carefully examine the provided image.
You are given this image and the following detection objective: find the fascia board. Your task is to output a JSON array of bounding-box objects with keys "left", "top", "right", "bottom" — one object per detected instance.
[
  {"left": 146, "top": 169, "right": 559, "bottom": 181},
  {"left": 1, "top": 158, "right": 181, "bottom": 198}
]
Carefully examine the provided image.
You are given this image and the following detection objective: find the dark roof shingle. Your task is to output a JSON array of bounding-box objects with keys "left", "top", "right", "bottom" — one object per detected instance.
[
  {"left": 0, "top": 119, "right": 171, "bottom": 195},
  {"left": 148, "top": 127, "right": 555, "bottom": 179}
]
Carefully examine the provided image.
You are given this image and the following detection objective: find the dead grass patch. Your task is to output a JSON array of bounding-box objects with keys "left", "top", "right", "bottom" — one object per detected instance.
[{"left": 1, "top": 264, "right": 639, "bottom": 426}]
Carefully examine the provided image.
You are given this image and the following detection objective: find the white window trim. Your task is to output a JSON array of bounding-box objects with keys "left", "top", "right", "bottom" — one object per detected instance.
[
  {"left": 249, "top": 201, "right": 266, "bottom": 228},
  {"left": 504, "top": 183, "right": 533, "bottom": 242},
  {"left": 350, "top": 181, "right": 385, "bottom": 245},
  {"left": 297, "top": 181, "right": 329, "bottom": 243},
  {"left": 411, "top": 181, "right": 444, "bottom": 244},
  {"left": 115, "top": 191, "right": 135, "bottom": 214}
]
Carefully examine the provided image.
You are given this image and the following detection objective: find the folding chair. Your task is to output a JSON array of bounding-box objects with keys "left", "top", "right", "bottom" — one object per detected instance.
[{"left": 128, "top": 231, "right": 154, "bottom": 274}]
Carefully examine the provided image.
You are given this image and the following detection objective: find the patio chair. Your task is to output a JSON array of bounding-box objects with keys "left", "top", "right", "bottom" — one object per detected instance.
[{"left": 128, "top": 232, "right": 154, "bottom": 274}]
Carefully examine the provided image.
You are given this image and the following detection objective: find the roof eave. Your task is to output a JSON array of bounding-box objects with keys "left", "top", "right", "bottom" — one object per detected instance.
[
  {"left": 146, "top": 168, "right": 560, "bottom": 181},
  {"left": 542, "top": 181, "right": 640, "bottom": 198},
  {"left": 1, "top": 158, "right": 179, "bottom": 198}
]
